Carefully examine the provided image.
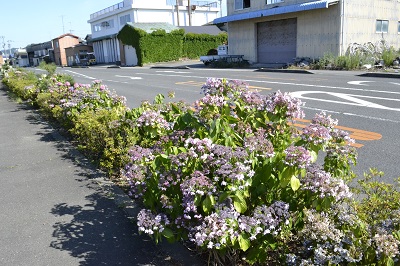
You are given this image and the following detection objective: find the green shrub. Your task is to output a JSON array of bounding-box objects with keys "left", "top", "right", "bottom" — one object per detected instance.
[
  {"left": 183, "top": 32, "right": 227, "bottom": 59},
  {"left": 39, "top": 61, "right": 57, "bottom": 75},
  {"left": 70, "top": 108, "right": 139, "bottom": 174},
  {"left": 382, "top": 47, "right": 398, "bottom": 67},
  {"left": 118, "top": 23, "right": 228, "bottom": 64},
  {"left": 118, "top": 26, "right": 185, "bottom": 66},
  {"left": 2, "top": 68, "right": 38, "bottom": 100}
]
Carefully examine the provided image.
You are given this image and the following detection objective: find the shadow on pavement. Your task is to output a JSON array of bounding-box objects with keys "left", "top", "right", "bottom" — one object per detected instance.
[{"left": 49, "top": 190, "right": 178, "bottom": 266}]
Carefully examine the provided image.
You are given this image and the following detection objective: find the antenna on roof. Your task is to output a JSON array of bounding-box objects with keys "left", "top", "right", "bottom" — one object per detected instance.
[
  {"left": 60, "top": 15, "right": 65, "bottom": 34},
  {"left": 69, "top": 22, "right": 74, "bottom": 33}
]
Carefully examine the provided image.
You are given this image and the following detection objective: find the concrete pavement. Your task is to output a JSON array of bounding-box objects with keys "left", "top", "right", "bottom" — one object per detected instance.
[{"left": 0, "top": 84, "right": 203, "bottom": 265}]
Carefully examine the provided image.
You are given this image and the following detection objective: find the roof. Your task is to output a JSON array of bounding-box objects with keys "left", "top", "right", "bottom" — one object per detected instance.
[
  {"left": 124, "top": 22, "right": 179, "bottom": 33},
  {"left": 90, "top": 34, "right": 117, "bottom": 43},
  {"left": 178, "top": 25, "right": 223, "bottom": 35},
  {"left": 52, "top": 33, "right": 79, "bottom": 41},
  {"left": 214, "top": 0, "right": 339, "bottom": 24},
  {"left": 65, "top": 43, "right": 92, "bottom": 50}
]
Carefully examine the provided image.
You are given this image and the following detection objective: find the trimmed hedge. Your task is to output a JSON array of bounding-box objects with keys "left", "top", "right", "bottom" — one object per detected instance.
[
  {"left": 118, "top": 25, "right": 227, "bottom": 65},
  {"left": 183, "top": 32, "right": 228, "bottom": 59},
  {"left": 118, "top": 27, "right": 185, "bottom": 66}
]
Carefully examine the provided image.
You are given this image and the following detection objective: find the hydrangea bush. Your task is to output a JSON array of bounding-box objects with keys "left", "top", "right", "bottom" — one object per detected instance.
[
  {"left": 122, "top": 78, "right": 399, "bottom": 265},
  {"left": 2, "top": 65, "right": 399, "bottom": 265}
]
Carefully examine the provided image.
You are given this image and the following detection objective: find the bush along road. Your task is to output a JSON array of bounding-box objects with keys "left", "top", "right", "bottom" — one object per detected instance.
[{"left": 1, "top": 62, "right": 399, "bottom": 265}]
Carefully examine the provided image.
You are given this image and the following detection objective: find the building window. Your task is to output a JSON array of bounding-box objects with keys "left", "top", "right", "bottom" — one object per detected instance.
[
  {"left": 235, "top": 0, "right": 250, "bottom": 10},
  {"left": 376, "top": 20, "right": 388, "bottom": 33},
  {"left": 398, "top": 21, "right": 400, "bottom": 33},
  {"left": 120, "top": 14, "right": 131, "bottom": 26},
  {"left": 266, "top": 0, "right": 283, "bottom": 4},
  {"left": 94, "top": 24, "right": 102, "bottom": 32}
]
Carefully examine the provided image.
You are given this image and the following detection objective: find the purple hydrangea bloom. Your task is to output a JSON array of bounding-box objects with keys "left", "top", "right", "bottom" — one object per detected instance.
[
  {"left": 302, "top": 165, "right": 352, "bottom": 201},
  {"left": 301, "top": 123, "right": 332, "bottom": 146},
  {"left": 265, "top": 90, "right": 305, "bottom": 119},
  {"left": 137, "top": 209, "right": 170, "bottom": 235},
  {"left": 284, "top": 146, "right": 312, "bottom": 168}
]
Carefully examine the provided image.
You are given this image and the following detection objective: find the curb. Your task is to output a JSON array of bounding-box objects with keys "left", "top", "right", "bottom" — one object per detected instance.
[
  {"left": 256, "top": 68, "right": 313, "bottom": 74},
  {"left": 358, "top": 72, "right": 400, "bottom": 79},
  {"left": 150, "top": 66, "right": 190, "bottom": 70}
]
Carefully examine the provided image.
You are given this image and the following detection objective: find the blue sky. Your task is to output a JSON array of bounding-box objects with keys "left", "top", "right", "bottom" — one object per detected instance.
[
  {"left": 1, "top": 0, "right": 120, "bottom": 48},
  {"left": 0, "top": 0, "right": 226, "bottom": 50}
]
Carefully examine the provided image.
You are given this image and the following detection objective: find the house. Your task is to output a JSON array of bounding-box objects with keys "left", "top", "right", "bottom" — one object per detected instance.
[
  {"left": 52, "top": 33, "right": 80, "bottom": 66},
  {"left": 87, "top": 0, "right": 220, "bottom": 64},
  {"left": 214, "top": 0, "right": 400, "bottom": 65},
  {"left": 26, "top": 41, "right": 55, "bottom": 66},
  {"left": 65, "top": 43, "right": 94, "bottom": 66},
  {"left": 12, "top": 49, "right": 29, "bottom": 67},
  {"left": 0, "top": 52, "right": 3, "bottom": 65}
]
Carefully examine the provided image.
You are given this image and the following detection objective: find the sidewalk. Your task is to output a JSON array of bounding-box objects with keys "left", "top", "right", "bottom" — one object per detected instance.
[{"left": 0, "top": 84, "right": 203, "bottom": 265}]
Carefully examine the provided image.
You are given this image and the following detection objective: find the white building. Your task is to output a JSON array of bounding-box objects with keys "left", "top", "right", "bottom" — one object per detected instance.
[
  {"left": 88, "top": 0, "right": 220, "bottom": 64},
  {"left": 13, "top": 49, "right": 29, "bottom": 67}
]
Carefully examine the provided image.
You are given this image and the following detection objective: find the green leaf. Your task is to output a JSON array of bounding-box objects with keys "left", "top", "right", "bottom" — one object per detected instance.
[
  {"left": 194, "top": 194, "right": 202, "bottom": 206},
  {"left": 233, "top": 191, "right": 247, "bottom": 213},
  {"left": 290, "top": 176, "right": 301, "bottom": 191},
  {"left": 310, "top": 150, "right": 318, "bottom": 163},
  {"left": 161, "top": 228, "right": 175, "bottom": 243},
  {"left": 386, "top": 258, "right": 394, "bottom": 266},
  {"left": 238, "top": 234, "right": 251, "bottom": 251},
  {"left": 161, "top": 228, "right": 174, "bottom": 239},
  {"left": 218, "top": 191, "right": 230, "bottom": 202},
  {"left": 202, "top": 195, "right": 214, "bottom": 213}
]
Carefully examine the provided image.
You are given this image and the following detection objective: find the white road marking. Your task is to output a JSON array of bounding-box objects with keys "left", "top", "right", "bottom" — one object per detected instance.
[
  {"left": 64, "top": 70, "right": 96, "bottom": 80},
  {"left": 134, "top": 72, "right": 400, "bottom": 96},
  {"left": 303, "top": 106, "right": 400, "bottom": 123},
  {"left": 115, "top": 75, "right": 143, "bottom": 80},
  {"left": 347, "top": 81, "right": 374, "bottom": 86},
  {"left": 290, "top": 91, "right": 400, "bottom": 112}
]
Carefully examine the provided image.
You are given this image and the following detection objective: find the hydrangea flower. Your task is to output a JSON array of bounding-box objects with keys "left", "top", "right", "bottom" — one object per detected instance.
[
  {"left": 284, "top": 146, "right": 312, "bottom": 168},
  {"left": 137, "top": 209, "right": 170, "bottom": 235},
  {"left": 302, "top": 165, "right": 352, "bottom": 201},
  {"left": 136, "top": 110, "right": 171, "bottom": 130},
  {"left": 265, "top": 90, "right": 305, "bottom": 119}
]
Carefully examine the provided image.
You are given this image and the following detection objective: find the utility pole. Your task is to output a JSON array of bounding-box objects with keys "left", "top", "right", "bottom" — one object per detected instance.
[
  {"left": 60, "top": 15, "right": 65, "bottom": 34},
  {"left": 7, "top": 40, "right": 13, "bottom": 58},
  {"left": 176, "top": 0, "right": 180, "bottom": 26},
  {"left": 188, "top": 0, "right": 192, "bottom": 26},
  {"left": 0, "top": 36, "right": 5, "bottom": 55}
]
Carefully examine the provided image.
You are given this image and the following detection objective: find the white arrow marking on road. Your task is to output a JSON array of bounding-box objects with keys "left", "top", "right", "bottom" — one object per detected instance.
[
  {"left": 115, "top": 75, "right": 143, "bottom": 80},
  {"left": 290, "top": 91, "right": 400, "bottom": 112},
  {"left": 347, "top": 81, "right": 374, "bottom": 86}
]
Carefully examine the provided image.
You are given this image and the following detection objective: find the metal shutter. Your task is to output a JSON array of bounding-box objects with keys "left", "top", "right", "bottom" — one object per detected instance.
[{"left": 257, "top": 18, "right": 297, "bottom": 64}]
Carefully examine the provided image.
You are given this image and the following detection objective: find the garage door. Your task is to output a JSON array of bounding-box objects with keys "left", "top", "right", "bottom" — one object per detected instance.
[
  {"left": 124, "top": 45, "right": 138, "bottom": 66},
  {"left": 257, "top": 18, "right": 297, "bottom": 64}
]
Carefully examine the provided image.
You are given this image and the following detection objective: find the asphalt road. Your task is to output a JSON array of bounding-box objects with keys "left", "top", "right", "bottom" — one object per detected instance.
[{"left": 46, "top": 64, "right": 400, "bottom": 183}]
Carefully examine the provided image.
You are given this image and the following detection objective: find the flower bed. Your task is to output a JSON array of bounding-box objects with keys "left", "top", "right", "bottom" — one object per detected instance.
[{"left": 1, "top": 64, "right": 399, "bottom": 265}]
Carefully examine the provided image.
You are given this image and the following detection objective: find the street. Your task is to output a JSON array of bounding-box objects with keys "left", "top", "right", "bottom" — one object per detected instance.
[{"left": 51, "top": 65, "right": 400, "bottom": 183}]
